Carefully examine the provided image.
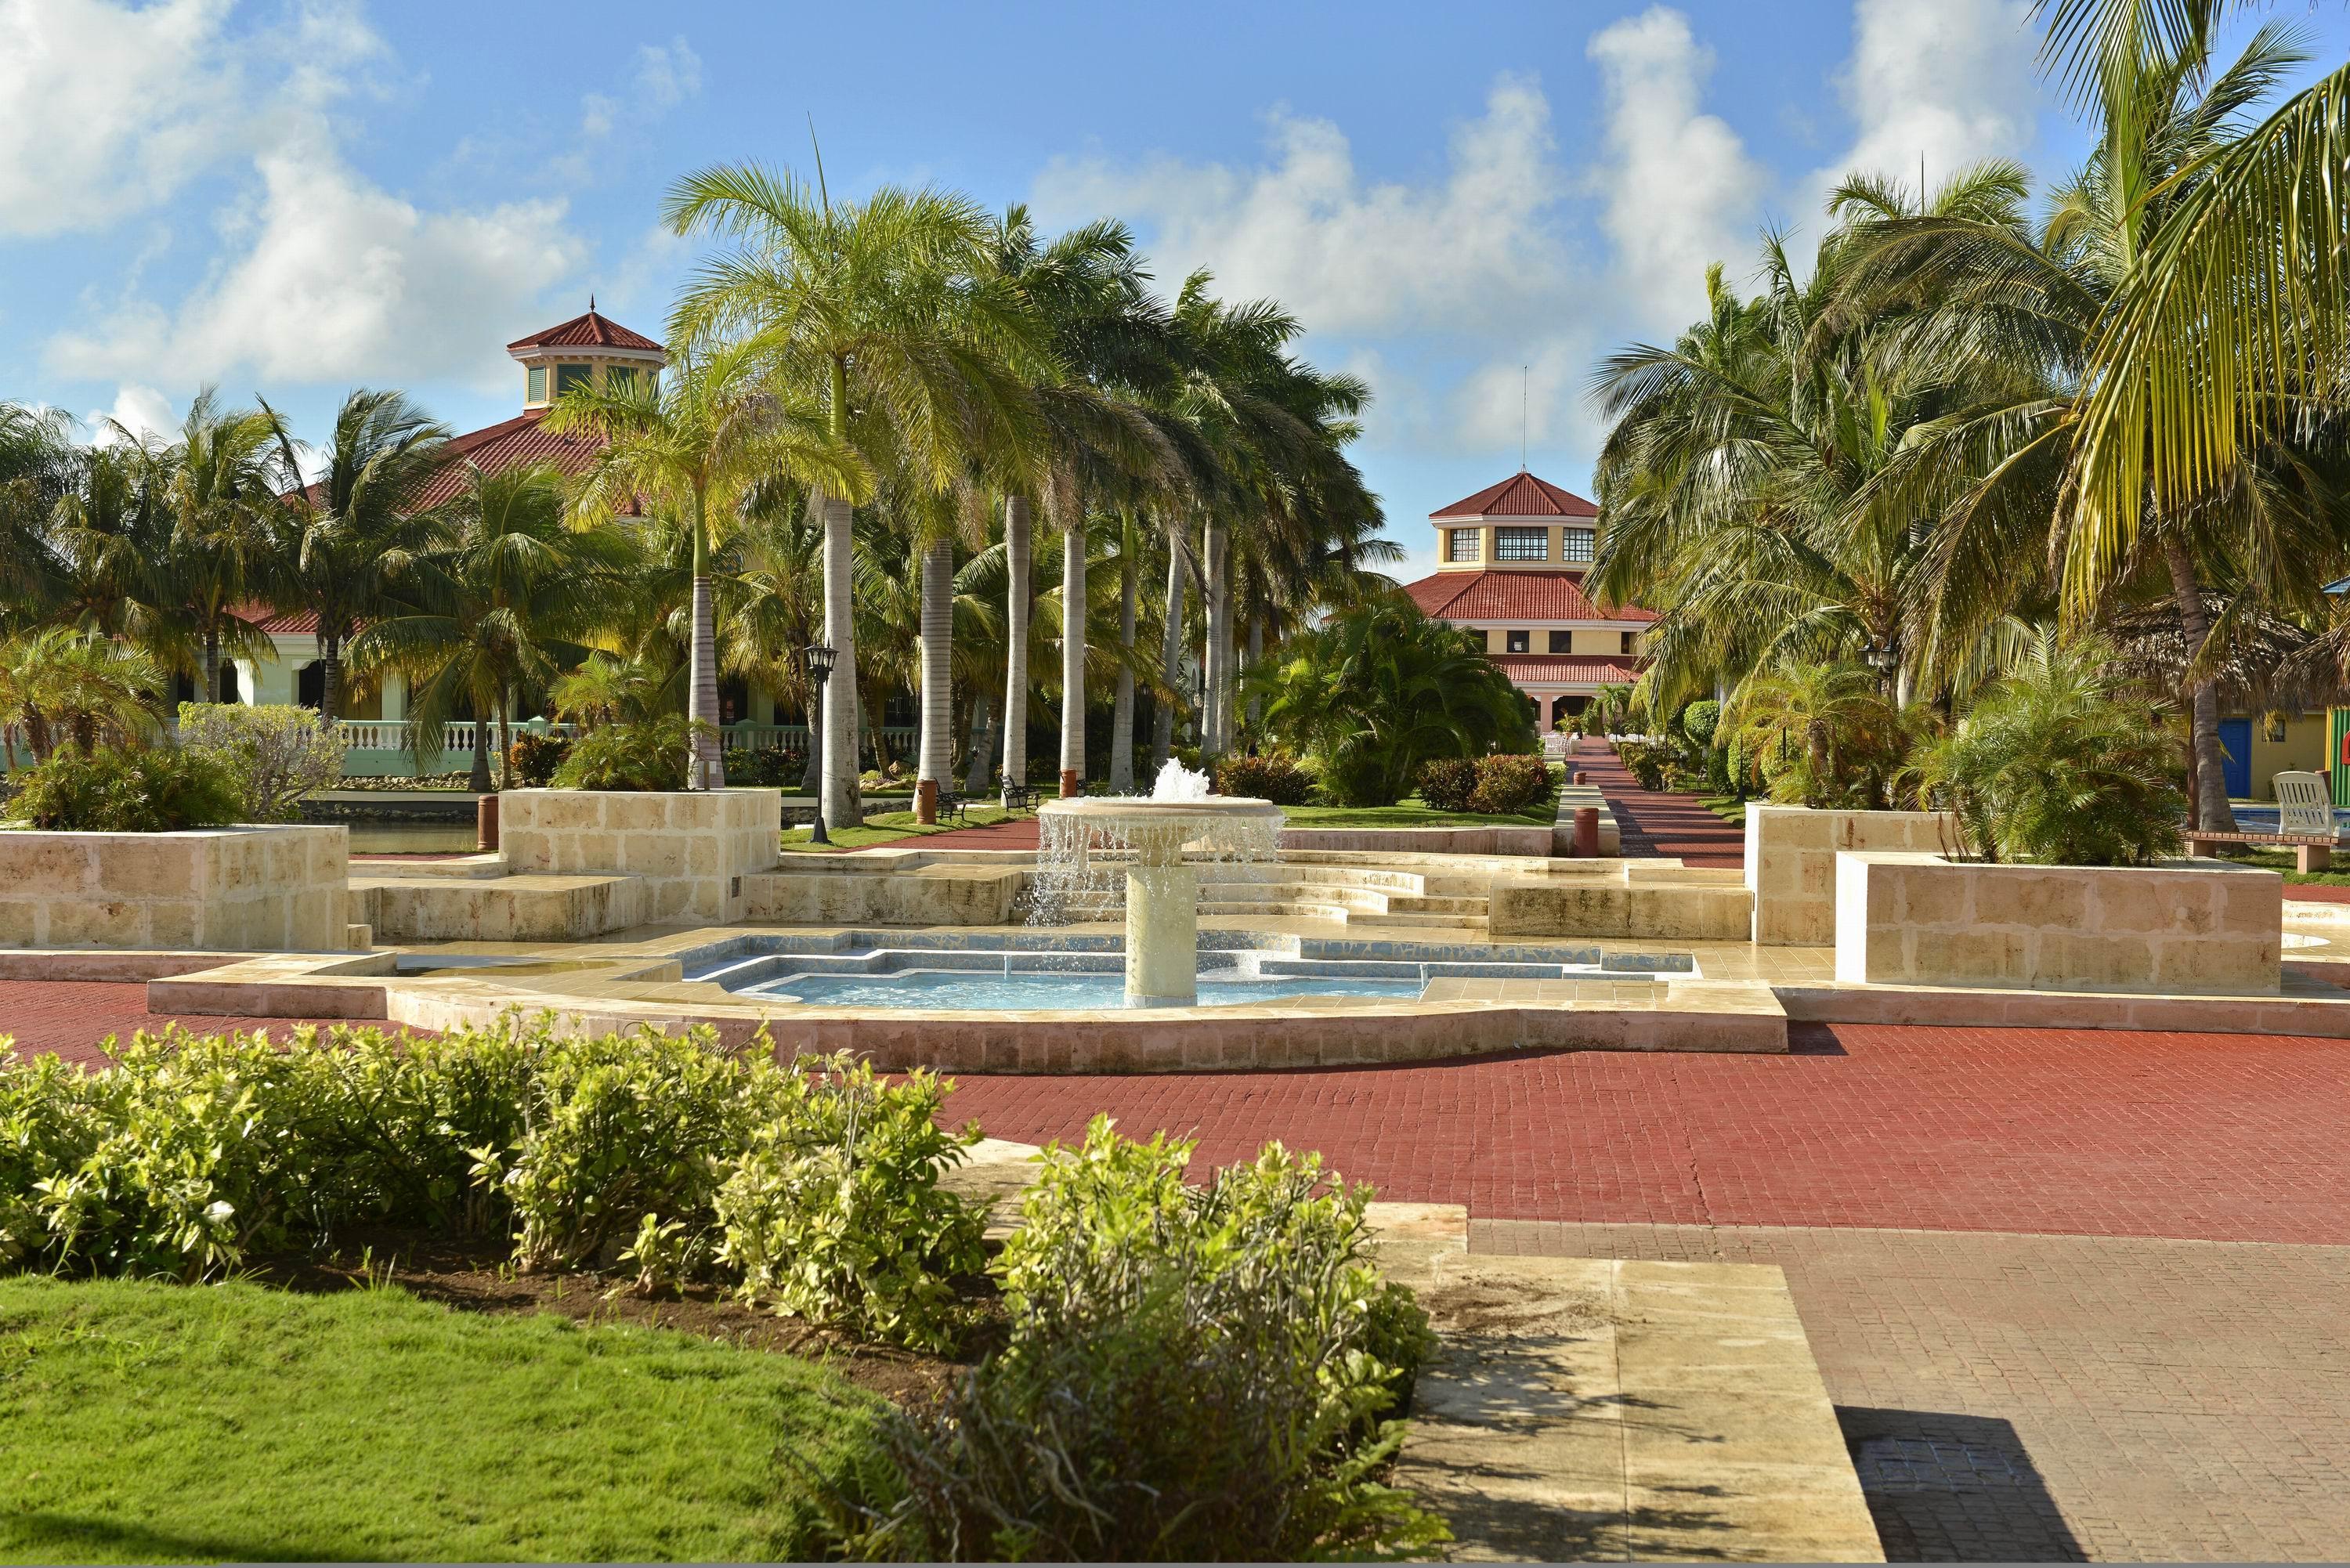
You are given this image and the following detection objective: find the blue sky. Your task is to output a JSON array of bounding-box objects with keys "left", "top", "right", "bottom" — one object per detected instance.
[{"left": 6, "top": 0, "right": 2345, "bottom": 583}]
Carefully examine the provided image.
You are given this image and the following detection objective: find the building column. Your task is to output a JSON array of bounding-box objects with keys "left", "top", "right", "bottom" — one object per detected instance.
[{"left": 381, "top": 672, "right": 406, "bottom": 721}]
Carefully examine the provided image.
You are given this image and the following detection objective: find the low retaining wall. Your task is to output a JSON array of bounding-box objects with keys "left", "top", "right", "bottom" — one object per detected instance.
[
  {"left": 1746, "top": 804, "right": 1950, "bottom": 945},
  {"left": 1833, "top": 851, "right": 2282, "bottom": 993},
  {"left": 499, "top": 788, "right": 781, "bottom": 924},
  {"left": 1488, "top": 876, "right": 1752, "bottom": 941},
  {"left": 1549, "top": 782, "right": 1622, "bottom": 857},
  {"left": 744, "top": 865, "right": 1023, "bottom": 925},
  {"left": 0, "top": 824, "right": 349, "bottom": 950}
]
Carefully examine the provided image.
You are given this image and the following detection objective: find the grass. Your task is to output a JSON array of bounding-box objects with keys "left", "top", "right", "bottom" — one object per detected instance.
[
  {"left": 778, "top": 804, "right": 1014, "bottom": 853},
  {"left": 2228, "top": 845, "right": 2350, "bottom": 887},
  {"left": 1280, "top": 794, "right": 1555, "bottom": 829},
  {"left": 1698, "top": 794, "right": 1751, "bottom": 826},
  {"left": 0, "top": 1276, "right": 884, "bottom": 1564}
]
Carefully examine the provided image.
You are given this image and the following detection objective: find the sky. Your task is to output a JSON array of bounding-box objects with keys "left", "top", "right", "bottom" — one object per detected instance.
[{"left": 6, "top": 0, "right": 2346, "bottom": 585}]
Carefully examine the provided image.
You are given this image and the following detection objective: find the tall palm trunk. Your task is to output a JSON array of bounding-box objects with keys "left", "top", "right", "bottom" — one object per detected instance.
[
  {"left": 320, "top": 635, "right": 342, "bottom": 725},
  {"left": 1001, "top": 495, "right": 1032, "bottom": 806},
  {"left": 201, "top": 631, "right": 220, "bottom": 709},
  {"left": 2163, "top": 535, "right": 2236, "bottom": 831},
  {"left": 963, "top": 692, "right": 995, "bottom": 794},
  {"left": 1201, "top": 520, "right": 1228, "bottom": 762},
  {"left": 1154, "top": 526, "right": 1187, "bottom": 771},
  {"left": 687, "top": 512, "right": 723, "bottom": 789},
  {"left": 1059, "top": 520, "right": 1086, "bottom": 795},
  {"left": 915, "top": 540, "right": 953, "bottom": 822},
  {"left": 819, "top": 491, "right": 859, "bottom": 825},
  {"left": 1109, "top": 516, "right": 1137, "bottom": 793},
  {"left": 1245, "top": 615, "right": 1264, "bottom": 733}
]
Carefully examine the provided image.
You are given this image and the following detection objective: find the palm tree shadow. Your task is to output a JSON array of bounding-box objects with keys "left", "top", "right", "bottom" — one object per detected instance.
[
  {"left": 1840, "top": 1406, "right": 2087, "bottom": 1562},
  {"left": 5, "top": 1512, "right": 365, "bottom": 1564}
]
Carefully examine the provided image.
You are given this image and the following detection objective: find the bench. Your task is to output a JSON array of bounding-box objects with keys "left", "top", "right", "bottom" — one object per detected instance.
[
  {"left": 1000, "top": 781, "right": 1038, "bottom": 815},
  {"left": 935, "top": 789, "right": 971, "bottom": 826},
  {"left": 2184, "top": 768, "right": 2337, "bottom": 871}
]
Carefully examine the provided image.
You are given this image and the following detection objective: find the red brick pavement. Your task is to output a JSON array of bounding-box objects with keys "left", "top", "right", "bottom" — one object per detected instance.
[
  {"left": 940, "top": 1022, "right": 2350, "bottom": 1245},
  {"left": 0, "top": 981, "right": 407, "bottom": 1069},
  {"left": 1566, "top": 737, "right": 1747, "bottom": 867}
]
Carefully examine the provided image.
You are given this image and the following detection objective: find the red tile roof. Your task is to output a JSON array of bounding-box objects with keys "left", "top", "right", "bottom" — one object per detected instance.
[
  {"left": 1404, "top": 569, "right": 1658, "bottom": 623},
  {"left": 407, "top": 410, "right": 609, "bottom": 510},
  {"left": 1431, "top": 470, "right": 1598, "bottom": 520},
  {"left": 232, "top": 604, "right": 319, "bottom": 634},
  {"left": 506, "top": 309, "right": 663, "bottom": 354},
  {"left": 1491, "top": 655, "right": 1643, "bottom": 685}
]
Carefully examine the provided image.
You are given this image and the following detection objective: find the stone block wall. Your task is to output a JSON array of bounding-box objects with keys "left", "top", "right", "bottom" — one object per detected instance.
[
  {"left": 1832, "top": 851, "right": 2282, "bottom": 993},
  {"left": 1488, "top": 878, "right": 1752, "bottom": 941},
  {"left": 1746, "top": 804, "right": 1952, "bottom": 945},
  {"left": 743, "top": 865, "right": 1023, "bottom": 925},
  {"left": 500, "top": 788, "right": 781, "bottom": 924},
  {"left": 0, "top": 825, "right": 349, "bottom": 950}
]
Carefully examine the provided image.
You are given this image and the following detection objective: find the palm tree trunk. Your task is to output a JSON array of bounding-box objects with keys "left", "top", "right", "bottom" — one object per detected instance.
[
  {"left": 819, "top": 491, "right": 859, "bottom": 825},
  {"left": 201, "top": 631, "right": 219, "bottom": 710},
  {"left": 688, "top": 547, "right": 723, "bottom": 788},
  {"left": 963, "top": 692, "right": 995, "bottom": 794},
  {"left": 916, "top": 540, "right": 953, "bottom": 822},
  {"left": 2162, "top": 536, "right": 2236, "bottom": 832},
  {"left": 1154, "top": 526, "right": 1187, "bottom": 771},
  {"left": 468, "top": 703, "right": 494, "bottom": 793},
  {"left": 1109, "top": 518, "right": 1137, "bottom": 793},
  {"left": 1201, "top": 521, "right": 1227, "bottom": 762},
  {"left": 1245, "top": 614, "right": 1264, "bottom": 732},
  {"left": 1001, "top": 495, "right": 1031, "bottom": 806},
  {"left": 498, "top": 689, "right": 512, "bottom": 792},
  {"left": 1059, "top": 521, "right": 1086, "bottom": 796},
  {"left": 320, "top": 636, "right": 342, "bottom": 725}
]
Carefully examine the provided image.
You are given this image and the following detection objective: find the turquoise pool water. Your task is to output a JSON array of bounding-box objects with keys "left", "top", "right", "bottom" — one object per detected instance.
[{"left": 750, "top": 970, "right": 1427, "bottom": 1010}]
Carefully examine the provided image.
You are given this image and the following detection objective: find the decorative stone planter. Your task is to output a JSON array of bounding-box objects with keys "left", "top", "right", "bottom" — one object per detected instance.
[
  {"left": 497, "top": 789, "right": 782, "bottom": 925},
  {"left": 0, "top": 824, "right": 349, "bottom": 950},
  {"left": 1832, "top": 851, "right": 2283, "bottom": 993},
  {"left": 1746, "top": 804, "right": 1953, "bottom": 945}
]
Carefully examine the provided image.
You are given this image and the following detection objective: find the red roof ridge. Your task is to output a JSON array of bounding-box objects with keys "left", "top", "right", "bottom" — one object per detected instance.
[
  {"left": 1402, "top": 569, "right": 1656, "bottom": 623},
  {"left": 506, "top": 309, "right": 663, "bottom": 354},
  {"left": 1431, "top": 470, "right": 1598, "bottom": 520}
]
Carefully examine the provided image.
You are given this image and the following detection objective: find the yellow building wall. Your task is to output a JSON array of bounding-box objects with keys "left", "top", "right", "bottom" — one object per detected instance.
[{"left": 2246, "top": 711, "right": 2327, "bottom": 799}]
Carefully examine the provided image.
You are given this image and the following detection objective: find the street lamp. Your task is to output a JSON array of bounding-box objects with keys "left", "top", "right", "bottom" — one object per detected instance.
[{"left": 802, "top": 643, "right": 836, "bottom": 846}]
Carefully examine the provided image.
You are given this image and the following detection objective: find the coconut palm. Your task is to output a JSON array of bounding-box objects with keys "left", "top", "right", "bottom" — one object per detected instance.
[
  {"left": 262, "top": 388, "right": 450, "bottom": 724},
  {"left": 548, "top": 336, "right": 857, "bottom": 790},
  {"left": 352, "top": 462, "right": 636, "bottom": 790},
  {"left": 664, "top": 164, "right": 1042, "bottom": 826},
  {"left": 149, "top": 390, "right": 281, "bottom": 702},
  {"left": 0, "top": 627, "right": 166, "bottom": 760}
]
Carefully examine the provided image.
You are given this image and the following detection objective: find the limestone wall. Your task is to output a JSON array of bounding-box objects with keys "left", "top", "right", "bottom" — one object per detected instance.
[
  {"left": 1746, "top": 804, "right": 1951, "bottom": 945},
  {"left": 0, "top": 824, "right": 349, "bottom": 950},
  {"left": 743, "top": 865, "right": 1023, "bottom": 926},
  {"left": 1488, "top": 877, "right": 1752, "bottom": 941},
  {"left": 1832, "top": 851, "right": 2282, "bottom": 993},
  {"left": 499, "top": 788, "right": 781, "bottom": 925},
  {"left": 1278, "top": 826, "right": 1556, "bottom": 856}
]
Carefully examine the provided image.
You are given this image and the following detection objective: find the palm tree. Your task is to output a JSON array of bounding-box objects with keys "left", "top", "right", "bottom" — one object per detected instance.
[
  {"left": 262, "top": 389, "right": 450, "bottom": 724},
  {"left": 0, "top": 627, "right": 166, "bottom": 760},
  {"left": 150, "top": 389, "right": 280, "bottom": 703},
  {"left": 548, "top": 337, "right": 855, "bottom": 789},
  {"left": 664, "top": 165, "right": 1040, "bottom": 827},
  {"left": 2040, "top": 1, "right": 2350, "bottom": 554},
  {"left": 352, "top": 463, "right": 635, "bottom": 790}
]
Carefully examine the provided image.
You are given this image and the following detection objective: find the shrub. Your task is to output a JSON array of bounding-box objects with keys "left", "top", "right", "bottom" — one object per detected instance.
[
  {"left": 9, "top": 743, "right": 244, "bottom": 833},
  {"left": 478, "top": 1026, "right": 765, "bottom": 1274},
  {"left": 175, "top": 703, "right": 342, "bottom": 821},
  {"left": 1316, "top": 745, "right": 1406, "bottom": 807},
  {"left": 549, "top": 717, "right": 713, "bottom": 791},
  {"left": 505, "top": 732, "right": 572, "bottom": 788},
  {"left": 1617, "top": 739, "right": 1670, "bottom": 791},
  {"left": 715, "top": 1055, "right": 987, "bottom": 1353},
  {"left": 1212, "top": 753, "right": 1313, "bottom": 805},
  {"left": 1415, "top": 757, "right": 1477, "bottom": 812},
  {"left": 1467, "top": 753, "right": 1552, "bottom": 815},
  {"left": 1914, "top": 633, "right": 2184, "bottom": 865},
  {"left": 725, "top": 746, "right": 803, "bottom": 788},
  {"left": 1681, "top": 699, "right": 1722, "bottom": 747},
  {"left": 843, "top": 1118, "right": 1444, "bottom": 1562}
]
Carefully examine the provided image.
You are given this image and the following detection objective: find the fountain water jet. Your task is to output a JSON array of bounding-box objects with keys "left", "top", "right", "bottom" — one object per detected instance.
[{"left": 1033, "top": 762, "right": 1285, "bottom": 1006}]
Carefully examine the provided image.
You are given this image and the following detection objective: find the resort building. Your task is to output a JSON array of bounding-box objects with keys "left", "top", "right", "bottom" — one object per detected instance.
[{"left": 1401, "top": 470, "right": 1654, "bottom": 729}]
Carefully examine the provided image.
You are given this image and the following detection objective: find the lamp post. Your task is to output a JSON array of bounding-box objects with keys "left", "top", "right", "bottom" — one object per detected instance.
[{"left": 802, "top": 643, "right": 836, "bottom": 846}]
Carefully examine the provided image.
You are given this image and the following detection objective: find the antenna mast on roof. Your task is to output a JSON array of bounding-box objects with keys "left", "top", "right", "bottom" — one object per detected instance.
[{"left": 1520, "top": 365, "right": 1528, "bottom": 471}]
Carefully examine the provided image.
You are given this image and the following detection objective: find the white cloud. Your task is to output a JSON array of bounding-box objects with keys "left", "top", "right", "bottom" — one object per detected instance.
[
  {"left": 633, "top": 37, "right": 703, "bottom": 110},
  {"left": 1034, "top": 74, "right": 1573, "bottom": 338},
  {"left": 1806, "top": 0, "right": 2037, "bottom": 211},
  {"left": 49, "top": 143, "right": 586, "bottom": 392},
  {"left": 0, "top": 0, "right": 244, "bottom": 238},
  {"left": 87, "top": 385, "right": 177, "bottom": 446},
  {"left": 1585, "top": 6, "right": 1770, "bottom": 329}
]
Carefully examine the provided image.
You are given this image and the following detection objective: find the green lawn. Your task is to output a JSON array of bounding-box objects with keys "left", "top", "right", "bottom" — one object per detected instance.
[
  {"left": 0, "top": 1277, "right": 883, "bottom": 1564},
  {"left": 2227, "top": 845, "right": 2350, "bottom": 887},
  {"left": 779, "top": 804, "right": 1014, "bottom": 853},
  {"left": 1280, "top": 794, "right": 1556, "bottom": 829},
  {"left": 1698, "top": 795, "right": 1751, "bottom": 826}
]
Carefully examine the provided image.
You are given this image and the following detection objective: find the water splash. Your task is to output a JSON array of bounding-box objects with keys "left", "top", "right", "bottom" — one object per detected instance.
[
  {"left": 1025, "top": 787, "right": 1285, "bottom": 928},
  {"left": 1151, "top": 759, "right": 1213, "bottom": 801}
]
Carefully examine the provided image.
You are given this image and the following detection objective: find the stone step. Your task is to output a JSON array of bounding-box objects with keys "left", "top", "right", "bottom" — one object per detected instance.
[
  {"left": 1384, "top": 894, "right": 1490, "bottom": 915},
  {"left": 352, "top": 871, "right": 644, "bottom": 943},
  {"left": 1344, "top": 910, "right": 1489, "bottom": 930}
]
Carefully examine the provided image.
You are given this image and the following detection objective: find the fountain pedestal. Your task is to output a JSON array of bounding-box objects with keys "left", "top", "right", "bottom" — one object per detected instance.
[{"left": 1036, "top": 790, "right": 1285, "bottom": 1008}]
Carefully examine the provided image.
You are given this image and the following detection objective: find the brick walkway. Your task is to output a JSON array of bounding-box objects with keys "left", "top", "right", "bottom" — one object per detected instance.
[
  {"left": 1566, "top": 738, "right": 1747, "bottom": 866},
  {"left": 0, "top": 981, "right": 403, "bottom": 1068}
]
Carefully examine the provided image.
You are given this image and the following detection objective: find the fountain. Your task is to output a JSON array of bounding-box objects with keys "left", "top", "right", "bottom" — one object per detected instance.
[{"left": 1034, "top": 761, "right": 1286, "bottom": 1006}]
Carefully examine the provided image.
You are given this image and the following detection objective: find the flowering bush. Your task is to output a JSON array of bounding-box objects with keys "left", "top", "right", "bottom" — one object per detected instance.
[
  {"left": 1415, "top": 757, "right": 1478, "bottom": 812},
  {"left": 505, "top": 731, "right": 572, "bottom": 788}
]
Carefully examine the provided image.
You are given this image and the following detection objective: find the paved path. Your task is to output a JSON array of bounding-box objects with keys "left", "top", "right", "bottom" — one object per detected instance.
[
  {"left": 0, "top": 980, "right": 407, "bottom": 1068},
  {"left": 1565, "top": 739, "right": 1747, "bottom": 866}
]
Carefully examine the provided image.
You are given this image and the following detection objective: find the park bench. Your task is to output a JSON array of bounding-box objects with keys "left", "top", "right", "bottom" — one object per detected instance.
[
  {"left": 1000, "top": 780, "right": 1038, "bottom": 815},
  {"left": 935, "top": 789, "right": 971, "bottom": 826},
  {"left": 2183, "top": 768, "right": 2337, "bottom": 872}
]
